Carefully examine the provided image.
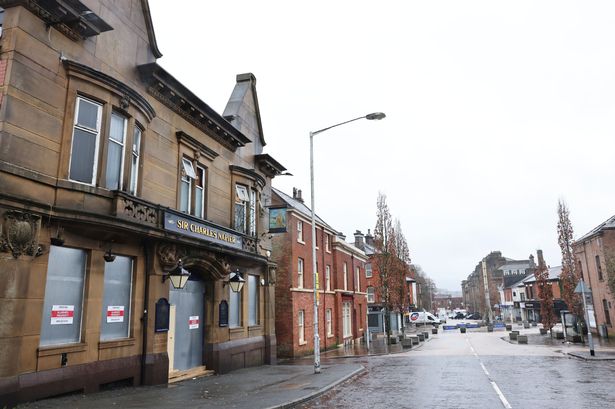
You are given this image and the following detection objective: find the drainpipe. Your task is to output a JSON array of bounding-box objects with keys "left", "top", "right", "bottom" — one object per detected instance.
[{"left": 140, "top": 240, "right": 152, "bottom": 385}]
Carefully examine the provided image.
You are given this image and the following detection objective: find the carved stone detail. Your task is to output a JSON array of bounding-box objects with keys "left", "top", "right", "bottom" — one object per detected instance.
[
  {"left": 0, "top": 211, "right": 41, "bottom": 258},
  {"left": 156, "top": 243, "right": 186, "bottom": 271},
  {"left": 119, "top": 197, "right": 158, "bottom": 225},
  {"left": 242, "top": 236, "right": 257, "bottom": 253}
]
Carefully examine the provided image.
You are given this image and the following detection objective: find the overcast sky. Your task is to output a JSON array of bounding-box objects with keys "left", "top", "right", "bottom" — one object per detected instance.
[{"left": 149, "top": 1, "right": 615, "bottom": 291}]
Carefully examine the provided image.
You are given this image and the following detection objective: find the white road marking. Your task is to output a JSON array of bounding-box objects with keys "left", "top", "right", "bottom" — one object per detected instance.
[
  {"left": 491, "top": 381, "right": 513, "bottom": 409},
  {"left": 466, "top": 336, "right": 513, "bottom": 408}
]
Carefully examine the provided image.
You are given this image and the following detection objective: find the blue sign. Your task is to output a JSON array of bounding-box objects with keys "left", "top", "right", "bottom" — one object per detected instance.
[{"left": 164, "top": 211, "right": 243, "bottom": 250}]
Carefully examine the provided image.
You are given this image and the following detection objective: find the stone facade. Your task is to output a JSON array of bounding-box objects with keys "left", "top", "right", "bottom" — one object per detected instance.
[{"left": 0, "top": 1, "right": 284, "bottom": 405}]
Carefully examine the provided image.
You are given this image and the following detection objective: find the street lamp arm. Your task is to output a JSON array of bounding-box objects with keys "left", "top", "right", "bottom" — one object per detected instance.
[{"left": 310, "top": 112, "right": 385, "bottom": 137}]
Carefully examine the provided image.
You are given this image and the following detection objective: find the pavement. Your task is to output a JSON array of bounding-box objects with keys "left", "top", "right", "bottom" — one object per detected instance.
[
  {"left": 16, "top": 336, "right": 421, "bottom": 409},
  {"left": 16, "top": 324, "right": 615, "bottom": 408}
]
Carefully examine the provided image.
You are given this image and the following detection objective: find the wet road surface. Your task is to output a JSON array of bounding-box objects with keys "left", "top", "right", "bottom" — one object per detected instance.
[{"left": 300, "top": 327, "right": 615, "bottom": 409}]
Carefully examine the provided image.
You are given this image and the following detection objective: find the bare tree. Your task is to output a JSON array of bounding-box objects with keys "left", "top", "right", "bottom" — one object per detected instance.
[
  {"left": 391, "top": 219, "right": 411, "bottom": 333},
  {"left": 374, "top": 193, "right": 395, "bottom": 342},
  {"left": 535, "top": 251, "right": 556, "bottom": 334},
  {"left": 557, "top": 200, "right": 582, "bottom": 320}
]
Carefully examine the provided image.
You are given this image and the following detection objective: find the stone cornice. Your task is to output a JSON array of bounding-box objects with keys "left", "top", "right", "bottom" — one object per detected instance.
[
  {"left": 63, "top": 59, "right": 156, "bottom": 121},
  {"left": 229, "top": 165, "right": 266, "bottom": 188},
  {"left": 137, "top": 63, "right": 251, "bottom": 152},
  {"left": 176, "top": 131, "right": 219, "bottom": 161},
  {"left": 254, "top": 153, "right": 286, "bottom": 178}
]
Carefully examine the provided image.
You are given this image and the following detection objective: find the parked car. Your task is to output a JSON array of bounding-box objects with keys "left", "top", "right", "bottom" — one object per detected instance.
[
  {"left": 454, "top": 312, "right": 466, "bottom": 319},
  {"left": 466, "top": 312, "right": 482, "bottom": 320}
]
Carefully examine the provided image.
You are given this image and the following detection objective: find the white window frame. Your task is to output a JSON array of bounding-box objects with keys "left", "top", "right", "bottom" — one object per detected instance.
[
  {"left": 105, "top": 111, "right": 127, "bottom": 190},
  {"left": 343, "top": 262, "right": 348, "bottom": 291},
  {"left": 68, "top": 96, "right": 102, "bottom": 185},
  {"left": 297, "top": 220, "right": 304, "bottom": 243},
  {"left": 325, "top": 265, "right": 331, "bottom": 291},
  {"left": 325, "top": 234, "right": 331, "bottom": 252},
  {"left": 326, "top": 308, "right": 332, "bottom": 337},
  {"left": 343, "top": 302, "right": 352, "bottom": 338},
  {"left": 365, "top": 263, "right": 372, "bottom": 278},
  {"left": 355, "top": 266, "right": 360, "bottom": 292},
  {"left": 298, "top": 310, "right": 305, "bottom": 344},
  {"left": 367, "top": 286, "right": 375, "bottom": 303},
  {"left": 194, "top": 165, "right": 206, "bottom": 218},
  {"left": 180, "top": 157, "right": 194, "bottom": 214},
  {"left": 249, "top": 188, "right": 257, "bottom": 236},
  {"left": 235, "top": 184, "right": 249, "bottom": 234},
  {"left": 298, "top": 257, "right": 304, "bottom": 289},
  {"left": 248, "top": 275, "right": 259, "bottom": 326},
  {"left": 129, "top": 126, "right": 141, "bottom": 195}
]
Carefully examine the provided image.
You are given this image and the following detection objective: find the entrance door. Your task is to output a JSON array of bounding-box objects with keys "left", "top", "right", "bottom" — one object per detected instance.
[{"left": 169, "top": 279, "right": 205, "bottom": 371}]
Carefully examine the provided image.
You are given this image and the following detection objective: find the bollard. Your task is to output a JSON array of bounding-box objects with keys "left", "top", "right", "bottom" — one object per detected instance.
[
  {"left": 460, "top": 327, "right": 466, "bottom": 333},
  {"left": 517, "top": 334, "right": 528, "bottom": 344},
  {"left": 506, "top": 324, "right": 513, "bottom": 331},
  {"left": 432, "top": 328, "right": 438, "bottom": 335},
  {"left": 509, "top": 331, "right": 519, "bottom": 340}
]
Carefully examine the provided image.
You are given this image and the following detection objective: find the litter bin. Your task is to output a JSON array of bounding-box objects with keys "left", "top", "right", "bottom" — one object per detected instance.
[{"left": 598, "top": 324, "right": 609, "bottom": 339}]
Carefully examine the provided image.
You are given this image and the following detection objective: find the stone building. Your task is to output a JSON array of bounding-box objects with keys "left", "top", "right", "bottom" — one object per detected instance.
[
  {"left": 573, "top": 215, "right": 615, "bottom": 337},
  {"left": 270, "top": 188, "right": 368, "bottom": 358},
  {"left": 0, "top": 1, "right": 284, "bottom": 405}
]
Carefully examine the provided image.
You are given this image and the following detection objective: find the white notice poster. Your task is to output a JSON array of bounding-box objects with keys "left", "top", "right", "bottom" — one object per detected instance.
[
  {"left": 51, "top": 305, "right": 74, "bottom": 325},
  {"left": 106, "top": 306, "right": 125, "bottom": 323},
  {"left": 189, "top": 315, "right": 199, "bottom": 330}
]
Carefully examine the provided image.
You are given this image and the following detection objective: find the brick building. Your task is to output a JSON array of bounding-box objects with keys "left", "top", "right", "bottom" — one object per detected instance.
[
  {"left": 573, "top": 215, "right": 615, "bottom": 337},
  {"left": 270, "top": 188, "right": 368, "bottom": 358},
  {"left": 0, "top": 1, "right": 285, "bottom": 405}
]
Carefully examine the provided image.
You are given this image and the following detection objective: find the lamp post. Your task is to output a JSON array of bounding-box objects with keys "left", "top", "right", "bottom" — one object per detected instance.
[{"left": 309, "top": 112, "right": 385, "bottom": 374}]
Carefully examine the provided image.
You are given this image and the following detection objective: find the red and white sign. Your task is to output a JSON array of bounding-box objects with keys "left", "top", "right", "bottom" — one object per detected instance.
[
  {"left": 189, "top": 315, "right": 199, "bottom": 330},
  {"left": 51, "top": 305, "right": 74, "bottom": 325},
  {"left": 106, "top": 306, "right": 125, "bottom": 323}
]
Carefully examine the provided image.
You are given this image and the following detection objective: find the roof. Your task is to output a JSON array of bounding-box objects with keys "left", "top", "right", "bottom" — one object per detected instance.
[
  {"left": 498, "top": 261, "right": 531, "bottom": 271},
  {"left": 523, "top": 266, "right": 563, "bottom": 284},
  {"left": 337, "top": 240, "right": 367, "bottom": 259},
  {"left": 575, "top": 215, "right": 615, "bottom": 242},
  {"left": 272, "top": 188, "right": 337, "bottom": 233}
]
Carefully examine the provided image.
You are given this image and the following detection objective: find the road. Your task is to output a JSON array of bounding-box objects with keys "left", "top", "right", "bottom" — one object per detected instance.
[{"left": 300, "top": 326, "right": 615, "bottom": 409}]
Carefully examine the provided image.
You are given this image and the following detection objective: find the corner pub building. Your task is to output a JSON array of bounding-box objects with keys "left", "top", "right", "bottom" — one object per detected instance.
[{"left": 0, "top": 0, "right": 286, "bottom": 405}]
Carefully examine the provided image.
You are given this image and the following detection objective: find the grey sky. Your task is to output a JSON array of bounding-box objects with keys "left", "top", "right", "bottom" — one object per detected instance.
[{"left": 149, "top": 1, "right": 615, "bottom": 291}]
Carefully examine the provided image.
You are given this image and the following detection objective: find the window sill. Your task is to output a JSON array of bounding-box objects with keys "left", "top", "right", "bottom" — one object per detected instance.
[
  {"left": 297, "top": 240, "right": 305, "bottom": 245},
  {"left": 248, "top": 325, "right": 262, "bottom": 331},
  {"left": 38, "top": 342, "right": 87, "bottom": 357},
  {"left": 98, "top": 338, "right": 136, "bottom": 350},
  {"left": 327, "top": 334, "right": 334, "bottom": 338},
  {"left": 229, "top": 327, "right": 244, "bottom": 334},
  {"left": 299, "top": 340, "right": 307, "bottom": 346}
]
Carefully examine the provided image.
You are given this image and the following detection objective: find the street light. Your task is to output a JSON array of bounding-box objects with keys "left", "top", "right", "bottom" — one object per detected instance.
[
  {"left": 309, "top": 112, "right": 386, "bottom": 374},
  {"left": 162, "top": 259, "right": 191, "bottom": 290}
]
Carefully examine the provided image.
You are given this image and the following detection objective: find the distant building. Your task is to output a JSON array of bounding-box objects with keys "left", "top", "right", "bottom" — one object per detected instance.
[{"left": 573, "top": 215, "right": 615, "bottom": 337}]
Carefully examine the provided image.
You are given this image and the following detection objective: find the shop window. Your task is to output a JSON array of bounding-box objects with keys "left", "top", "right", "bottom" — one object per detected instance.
[
  {"left": 367, "top": 287, "right": 375, "bottom": 303},
  {"left": 69, "top": 97, "right": 102, "bottom": 184},
  {"left": 297, "top": 257, "right": 304, "bottom": 289},
  {"left": 298, "top": 310, "right": 305, "bottom": 344},
  {"left": 326, "top": 308, "right": 332, "bottom": 336},
  {"left": 100, "top": 256, "right": 133, "bottom": 341},
  {"left": 229, "top": 286, "right": 242, "bottom": 328},
  {"left": 248, "top": 275, "right": 259, "bottom": 326},
  {"left": 40, "top": 246, "right": 87, "bottom": 346}
]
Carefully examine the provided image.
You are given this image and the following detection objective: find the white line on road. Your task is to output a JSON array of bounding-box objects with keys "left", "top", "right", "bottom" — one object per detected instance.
[
  {"left": 491, "top": 381, "right": 513, "bottom": 409},
  {"left": 480, "top": 362, "right": 490, "bottom": 376}
]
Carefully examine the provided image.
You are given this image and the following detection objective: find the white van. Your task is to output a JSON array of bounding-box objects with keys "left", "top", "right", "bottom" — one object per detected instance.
[{"left": 407, "top": 311, "right": 441, "bottom": 326}]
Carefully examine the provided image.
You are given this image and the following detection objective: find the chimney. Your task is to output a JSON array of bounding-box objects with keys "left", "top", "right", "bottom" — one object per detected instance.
[
  {"left": 292, "top": 187, "right": 304, "bottom": 203},
  {"left": 354, "top": 230, "right": 365, "bottom": 250},
  {"left": 365, "top": 229, "right": 374, "bottom": 247},
  {"left": 536, "top": 250, "right": 545, "bottom": 267},
  {"left": 337, "top": 232, "right": 346, "bottom": 241},
  {"left": 529, "top": 254, "right": 535, "bottom": 268}
]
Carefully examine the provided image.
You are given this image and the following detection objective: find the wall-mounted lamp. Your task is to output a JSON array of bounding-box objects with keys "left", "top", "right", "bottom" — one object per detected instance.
[
  {"left": 225, "top": 269, "right": 245, "bottom": 293},
  {"left": 50, "top": 225, "right": 64, "bottom": 246},
  {"left": 163, "top": 259, "right": 191, "bottom": 290},
  {"left": 103, "top": 248, "right": 116, "bottom": 262}
]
